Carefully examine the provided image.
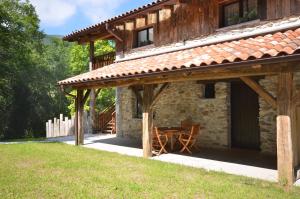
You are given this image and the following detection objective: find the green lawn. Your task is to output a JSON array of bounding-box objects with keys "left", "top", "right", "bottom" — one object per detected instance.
[{"left": 0, "top": 143, "right": 299, "bottom": 199}]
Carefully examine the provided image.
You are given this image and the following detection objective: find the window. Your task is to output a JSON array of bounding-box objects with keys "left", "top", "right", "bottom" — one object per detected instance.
[
  {"left": 136, "top": 27, "right": 154, "bottom": 47},
  {"left": 204, "top": 83, "right": 215, "bottom": 99},
  {"left": 221, "top": 0, "right": 259, "bottom": 27},
  {"left": 133, "top": 89, "right": 143, "bottom": 119}
]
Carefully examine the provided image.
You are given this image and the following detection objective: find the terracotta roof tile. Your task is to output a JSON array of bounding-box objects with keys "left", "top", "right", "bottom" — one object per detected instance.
[{"left": 59, "top": 28, "right": 300, "bottom": 86}]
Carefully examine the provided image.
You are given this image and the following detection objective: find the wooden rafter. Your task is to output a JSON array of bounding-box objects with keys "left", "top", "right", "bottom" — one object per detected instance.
[
  {"left": 82, "top": 89, "right": 91, "bottom": 104},
  {"left": 240, "top": 76, "right": 277, "bottom": 109},
  {"left": 150, "top": 83, "right": 169, "bottom": 109},
  {"left": 106, "top": 23, "right": 123, "bottom": 42},
  {"left": 95, "top": 88, "right": 101, "bottom": 98}
]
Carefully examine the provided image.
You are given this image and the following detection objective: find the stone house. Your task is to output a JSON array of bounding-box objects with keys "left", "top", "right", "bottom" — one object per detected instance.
[{"left": 59, "top": 0, "right": 300, "bottom": 185}]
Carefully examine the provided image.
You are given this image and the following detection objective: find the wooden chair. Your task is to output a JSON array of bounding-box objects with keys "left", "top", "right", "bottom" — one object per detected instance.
[
  {"left": 152, "top": 127, "right": 168, "bottom": 155},
  {"left": 178, "top": 124, "right": 200, "bottom": 154},
  {"left": 181, "top": 119, "right": 193, "bottom": 133}
]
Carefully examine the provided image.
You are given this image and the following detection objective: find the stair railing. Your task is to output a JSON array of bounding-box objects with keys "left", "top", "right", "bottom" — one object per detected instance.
[{"left": 94, "top": 102, "right": 116, "bottom": 133}]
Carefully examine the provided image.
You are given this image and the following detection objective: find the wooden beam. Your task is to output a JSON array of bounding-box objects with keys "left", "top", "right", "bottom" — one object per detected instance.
[
  {"left": 106, "top": 23, "right": 123, "bottom": 42},
  {"left": 277, "top": 72, "right": 295, "bottom": 186},
  {"left": 67, "top": 62, "right": 300, "bottom": 90},
  {"left": 150, "top": 82, "right": 169, "bottom": 109},
  {"left": 240, "top": 76, "right": 277, "bottom": 109},
  {"left": 95, "top": 88, "right": 101, "bottom": 98},
  {"left": 82, "top": 89, "right": 91, "bottom": 104},
  {"left": 89, "top": 41, "right": 97, "bottom": 133},
  {"left": 76, "top": 89, "right": 84, "bottom": 145},
  {"left": 142, "top": 84, "right": 154, "bottom": 158},
  {"left": 75, "top": 90, "right": 79, "bottom": 146}
]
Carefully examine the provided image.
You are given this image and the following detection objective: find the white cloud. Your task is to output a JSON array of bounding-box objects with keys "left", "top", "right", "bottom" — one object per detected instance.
[
  {"left": 30, "top": 0, "right": 76, "bottom": 27},
  {"left": 29, "top": 0, "right": 127, "bottom": 27},
  {"left": 77, "top": 0, "right": 127, "bottom": 23}
]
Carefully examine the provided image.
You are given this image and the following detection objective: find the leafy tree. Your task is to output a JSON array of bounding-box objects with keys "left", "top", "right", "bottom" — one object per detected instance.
[
  {"left": 0, "top": 0, "right": 71, "bottom": 139},
  {"left": 0, "top": 0, "right": 43, "bottom": 138},
  {"left": 68, "top": 40, "right": 116, "bottom": 115},
  {"left": 0, "top": 0, "right": 116, "bottom": 139}
]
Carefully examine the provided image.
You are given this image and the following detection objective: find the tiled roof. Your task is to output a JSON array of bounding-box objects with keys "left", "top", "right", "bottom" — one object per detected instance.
[
  {"left": 63, "top": 0, "right": 169, "bottom": 41},
  {"left": 58, "top": 28, "right": 300, "bottom": 86}
]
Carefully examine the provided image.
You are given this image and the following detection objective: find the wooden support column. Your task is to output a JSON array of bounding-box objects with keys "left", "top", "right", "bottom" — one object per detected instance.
[
  {"left": 89, "top": 41, "right": 96, "bottom": 133},
  {"left": 277, "top": 72, "right": 295, "bottom": 186},
  {"left": 76, "top": 89, "right": 84, "bottom": 145},
  {"left": 142, "top": 84, "right": 154, "bottom": 158},
  {"left": 75, "top": 90, "right": 79, "bottom": 146}
]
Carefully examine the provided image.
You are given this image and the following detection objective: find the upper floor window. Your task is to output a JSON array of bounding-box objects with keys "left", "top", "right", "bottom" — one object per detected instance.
[
  {"left": 221, "top": 0, "right": 259, "bottom": 27},
  {"left": 137, "top": 27, "right": 154, "bottom": 47}
]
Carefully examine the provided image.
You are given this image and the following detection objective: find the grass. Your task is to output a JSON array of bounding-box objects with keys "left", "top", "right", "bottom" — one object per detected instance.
[
  {"left": 0, "top": 143, "right": 299, "bottom": 199},
  {"left": 0, "top": 137, "right": 46, "bottom": 142}
]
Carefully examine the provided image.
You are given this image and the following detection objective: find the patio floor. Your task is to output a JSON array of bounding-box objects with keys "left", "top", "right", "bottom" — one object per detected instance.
[
  {"left": 47, "top": 133, "right": 300, "bottom": 185},
  {"left": 48, "top": 133, "right": 279, "bottom": 182}
]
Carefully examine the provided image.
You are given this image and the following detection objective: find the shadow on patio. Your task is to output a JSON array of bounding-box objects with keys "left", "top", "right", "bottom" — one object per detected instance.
[
  {"left": 49, "top": 134, "right": 278, "bottom": 182},
  {"left": 86, "top": 134, "right": 276, "bottom": 170}
]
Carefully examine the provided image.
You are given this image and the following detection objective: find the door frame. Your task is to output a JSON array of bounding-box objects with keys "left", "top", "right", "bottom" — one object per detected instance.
[{"left": 230, "top": 81, "right": 261, "bottom": 150}]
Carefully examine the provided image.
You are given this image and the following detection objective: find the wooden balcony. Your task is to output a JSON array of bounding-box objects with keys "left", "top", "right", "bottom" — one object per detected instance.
[{"left": 92, "top": 52, "right": 116, "bottom": 70}]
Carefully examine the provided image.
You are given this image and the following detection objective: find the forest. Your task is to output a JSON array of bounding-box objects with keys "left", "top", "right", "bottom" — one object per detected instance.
[{"left": 0, "top": 0, "right": 115, "bottom": 139}]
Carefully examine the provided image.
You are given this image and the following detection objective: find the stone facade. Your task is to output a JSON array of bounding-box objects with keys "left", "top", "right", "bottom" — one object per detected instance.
[
  {"left": 117, "top": 81, "right": 231, "bottom": 149},
  {"left": 116, "top": 73, "right": 300, "bottom": 154},
  {"left": 259, "top": 76, "right": 278, "bottom": 154},
  {"left": 258, "top": 72, "right": 300, "bottom": 155}
]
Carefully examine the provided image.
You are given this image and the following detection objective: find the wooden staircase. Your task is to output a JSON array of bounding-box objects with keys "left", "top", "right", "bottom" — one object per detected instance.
[{"left": 94, "top": 103, "right": 116, "bottom": 134}]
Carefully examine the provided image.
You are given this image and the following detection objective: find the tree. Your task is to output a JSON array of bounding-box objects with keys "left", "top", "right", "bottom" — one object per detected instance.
[
  {"left": 0, "top": 0, "right": 71, "bottom": 139},
  {"left": 0, "top": 0, "right": 44, "bottom": 138},
  {"left": 67, "top": 40, "right": 116, "bottom": 115}
]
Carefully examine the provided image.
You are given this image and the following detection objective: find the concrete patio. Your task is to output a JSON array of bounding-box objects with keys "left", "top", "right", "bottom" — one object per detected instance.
[{"left": 46, "top": 134, "right": 282, "bottom": 182}]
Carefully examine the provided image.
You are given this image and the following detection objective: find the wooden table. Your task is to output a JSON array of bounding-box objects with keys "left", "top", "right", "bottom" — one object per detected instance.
[{"left": 157, "top": 127, "right": 183, "bottom": 151}]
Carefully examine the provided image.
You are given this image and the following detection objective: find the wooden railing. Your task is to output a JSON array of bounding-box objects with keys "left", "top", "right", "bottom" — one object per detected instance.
[
  {"left": 94, "top": 103, "right": 116, "bottom": 134},
  {"left": 92, "top": 52, "right": 116, "bottom": 70}
]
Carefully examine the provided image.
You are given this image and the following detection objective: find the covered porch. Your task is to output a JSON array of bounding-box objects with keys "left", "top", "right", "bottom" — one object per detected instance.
[
  {"left": 49, "top": 133, "right": 278, "bottom": 182},
  {"left": 59, "top": 28, "right": 300, "bottom": 186}
]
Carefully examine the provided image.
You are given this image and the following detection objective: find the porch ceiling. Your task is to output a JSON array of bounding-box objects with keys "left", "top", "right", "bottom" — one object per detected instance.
[{"left": 59, "top": 28, "right": 300, "bottom": 89}]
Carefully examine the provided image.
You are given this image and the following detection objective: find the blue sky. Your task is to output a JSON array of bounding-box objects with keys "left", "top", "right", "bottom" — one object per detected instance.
[{"left": 29, "top": 0, "right": 154, "bottom": 36}]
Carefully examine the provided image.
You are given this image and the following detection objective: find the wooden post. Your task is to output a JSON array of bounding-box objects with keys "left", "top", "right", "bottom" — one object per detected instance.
[
  {"left": 78, "top": 89, "right": 84, "bottom": 145},
  {"left": 277, "top": 72, "right": 295, "bottom": 186},
  {"left": 75, "top": 91, "right": 79, "bottom": 145},
  {"left": 89, "top": 41, "right": 96, "bottom": 133},
  {"left": 142, "top": 84, "right": 154, "bottom": 158}
]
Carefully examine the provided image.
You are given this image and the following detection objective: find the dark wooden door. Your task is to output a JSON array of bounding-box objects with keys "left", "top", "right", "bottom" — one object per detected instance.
[{"left": 231, "top": 81, "right": 260, "bottom": 150}]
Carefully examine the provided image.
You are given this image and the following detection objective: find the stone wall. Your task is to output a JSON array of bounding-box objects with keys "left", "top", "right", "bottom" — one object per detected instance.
[
  {"left": 258, "top": 72, "right": 300, "bottom": 155},
  {"left": 116, "top": 73, "right": 300, "bottom": 154},
  {"left": 259, "top": 76, "right": 278, "bottom": 154},
  {"left": 117, "top": 81, "right": 231, "bottom": 149}
]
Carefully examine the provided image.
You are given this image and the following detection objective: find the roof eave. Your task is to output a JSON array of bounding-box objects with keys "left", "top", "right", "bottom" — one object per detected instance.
[{"left": 58, "top": 54, "right": 300, "bottom": 89}]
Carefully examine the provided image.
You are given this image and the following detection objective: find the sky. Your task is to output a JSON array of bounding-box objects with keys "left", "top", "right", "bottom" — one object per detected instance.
[{"left": 28, "top": 0, "right": 155, "bottom": 36}]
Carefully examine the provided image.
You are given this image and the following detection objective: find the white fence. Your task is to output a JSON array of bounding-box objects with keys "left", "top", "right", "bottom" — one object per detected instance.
[{"left": 46, "top": 112, "right": 92, "bottom": 138}]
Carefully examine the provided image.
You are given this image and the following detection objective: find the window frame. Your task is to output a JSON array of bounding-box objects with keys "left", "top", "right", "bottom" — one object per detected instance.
[
  {"left": 135, "top": 27, "right": 154, "bottom": 48},
  {"left": 220, "top": 0, "right": 260, "bottom": 28},
  {"left": 204, "top": 83, "right": 216, "bottom": 99},
  {"left": 132, "top": 89, "right": 143, "bottom": 119}
]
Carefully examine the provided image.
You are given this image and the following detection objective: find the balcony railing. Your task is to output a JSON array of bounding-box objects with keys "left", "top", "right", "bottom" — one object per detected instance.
[{"left": 92, "top": 52, "right": 116, "bottom": 70}]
